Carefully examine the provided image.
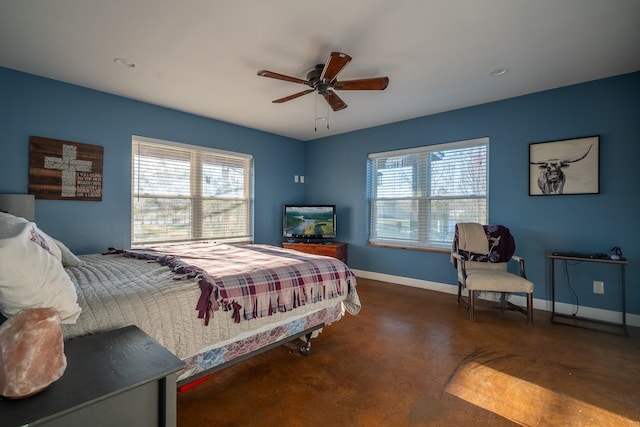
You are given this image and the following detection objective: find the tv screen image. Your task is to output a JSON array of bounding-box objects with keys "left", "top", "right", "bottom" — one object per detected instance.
[{"left": 283, "top": 205, "right": 336, "bottom": 240}]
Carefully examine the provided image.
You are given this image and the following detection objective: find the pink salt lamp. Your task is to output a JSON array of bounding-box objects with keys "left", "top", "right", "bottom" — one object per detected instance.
[{"left": 0, "top": 308, "right": 67, "bottom": 398}]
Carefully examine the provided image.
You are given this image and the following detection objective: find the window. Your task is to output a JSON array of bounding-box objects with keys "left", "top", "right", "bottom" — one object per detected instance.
[
  {"left": 367, "top": 137, "right": 488, "bottom": 250},
  {"left": 131, "top": 137, "right": 254, "bottom": 245}
]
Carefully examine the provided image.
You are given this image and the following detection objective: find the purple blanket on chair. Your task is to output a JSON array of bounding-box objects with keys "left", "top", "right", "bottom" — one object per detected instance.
[{"left": 452, "top": 224, "right": 515, "bottom": 266}]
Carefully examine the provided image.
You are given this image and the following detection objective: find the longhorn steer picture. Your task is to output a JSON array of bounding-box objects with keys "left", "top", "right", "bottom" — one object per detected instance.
[
  {"left": 531, "top": 145, "right": 592, "bottom": 194},
  {"left": 529, "top": 136, "right": 599, "bottom": 195}
]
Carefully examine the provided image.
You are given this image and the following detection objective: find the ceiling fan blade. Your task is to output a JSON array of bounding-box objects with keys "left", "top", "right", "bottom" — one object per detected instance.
[
  {"left": 320, "top": 52, "right": 352, "bottom": 83},
  {"left": 272, "top": 89, "right": 315, "bottom": 103},
  {"left": 321, "top": 90, "right": 348, "bottom": 111},
  {"left": 334, "top": 76, "right": 389, "bottom": 91},
  {"left": 257, "top": 70, "right": 310, "bottom": 86}
]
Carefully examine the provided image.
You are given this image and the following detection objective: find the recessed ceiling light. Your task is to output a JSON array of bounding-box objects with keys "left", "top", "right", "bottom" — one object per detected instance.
[
  {"left": 114, "top": 58, "right": 135, "bottom": 68},
  {"left": 490, "top": 68, "right": 509, "bottom": 77}
]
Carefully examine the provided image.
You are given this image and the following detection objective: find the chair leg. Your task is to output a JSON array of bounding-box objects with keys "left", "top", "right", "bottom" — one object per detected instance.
[
  {"left": 462, "top": 287, "right": 531, "bottom": 325},
  {"left": 499, "top": 292, "right": 507, "bottom": 313}
]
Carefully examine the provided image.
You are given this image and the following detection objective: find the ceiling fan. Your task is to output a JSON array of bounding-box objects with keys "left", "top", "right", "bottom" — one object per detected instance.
[{"left": 257, "top": 52, "right": 389, "bottom": 112}]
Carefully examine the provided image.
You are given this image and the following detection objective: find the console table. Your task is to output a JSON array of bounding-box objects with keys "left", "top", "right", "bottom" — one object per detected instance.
[
  {"left": 0, "top": 325, "right": 185, "bottom": 427},
  {"left": 283, "top": 242, "right": 347, "bottom": 263},
  {"left": 549, "top": 253, "right": 628, "bottom": 336}
]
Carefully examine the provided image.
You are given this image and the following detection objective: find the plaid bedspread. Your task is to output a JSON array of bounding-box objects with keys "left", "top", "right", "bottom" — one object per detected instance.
[{"left": 110, "top": 243, "right": 358, "bottom": 325}]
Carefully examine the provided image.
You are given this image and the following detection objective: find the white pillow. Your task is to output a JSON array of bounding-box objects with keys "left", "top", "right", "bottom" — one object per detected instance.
[
  {"left": 0, "top": 213, "right": 81, "bottom": 324},
  {"left": 52, "top": 237, "right": 85, "bottom": 267}
]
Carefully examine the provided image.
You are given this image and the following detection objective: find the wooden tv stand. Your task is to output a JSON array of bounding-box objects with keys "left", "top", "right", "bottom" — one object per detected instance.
[{"left": 283, "top": 242, "right": 347, "bottom": 264}]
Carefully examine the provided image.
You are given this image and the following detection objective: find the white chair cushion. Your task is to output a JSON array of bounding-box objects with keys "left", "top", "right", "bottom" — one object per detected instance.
[
  {"left": 464, "top": 261, "right": 508, "bottom": 272},
  {"left": 465, "top": 269, "right": 533, "bottom": 293},
  {"left": 456, "top": 260, "right": 506, "bottom": 283},
  {"left": 457, "top": 223, "right": 489, "bottom": 254}
]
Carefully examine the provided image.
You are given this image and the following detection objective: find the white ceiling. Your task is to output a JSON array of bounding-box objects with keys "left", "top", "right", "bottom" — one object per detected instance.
[{"left": 2, "top": 1, "right": 639, "bottom": 141}]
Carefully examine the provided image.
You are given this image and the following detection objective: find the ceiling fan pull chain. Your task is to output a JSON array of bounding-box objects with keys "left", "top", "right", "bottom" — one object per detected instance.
[{"left": 327, "top": 104, "right": 330, "bottom": 130}]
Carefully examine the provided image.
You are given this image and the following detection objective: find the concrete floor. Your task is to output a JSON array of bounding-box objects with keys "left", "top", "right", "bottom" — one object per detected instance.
[{"left": 177, "top": 278, "right": 640, "bottom": 426}]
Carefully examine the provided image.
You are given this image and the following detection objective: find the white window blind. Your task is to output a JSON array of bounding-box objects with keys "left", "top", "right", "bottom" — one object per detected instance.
[
  {"left": 367, "top": 137, "right": 488, "bottom": 250},
  {"left": 131, "top": 137, "right": 254, "bottom": 245}
]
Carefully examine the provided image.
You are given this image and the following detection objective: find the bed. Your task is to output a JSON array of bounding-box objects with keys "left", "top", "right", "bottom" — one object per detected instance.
[{"left": 0, "top": 213, "right": 360, "bottom": 388}]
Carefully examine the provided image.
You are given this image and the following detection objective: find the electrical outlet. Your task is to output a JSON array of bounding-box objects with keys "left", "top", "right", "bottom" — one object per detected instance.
[{"left": 593, "top": 280, "right": 604, "bottom": 294}]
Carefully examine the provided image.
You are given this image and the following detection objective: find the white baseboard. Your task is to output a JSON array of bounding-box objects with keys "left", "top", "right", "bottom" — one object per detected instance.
[{"left": 351, "top": 269, "right": 640, "bottom": 328}]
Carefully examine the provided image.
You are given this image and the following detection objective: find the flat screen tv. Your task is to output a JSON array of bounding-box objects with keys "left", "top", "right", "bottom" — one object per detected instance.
[{"left": 283, "top": 205, "right": 336, "bottom": 241}]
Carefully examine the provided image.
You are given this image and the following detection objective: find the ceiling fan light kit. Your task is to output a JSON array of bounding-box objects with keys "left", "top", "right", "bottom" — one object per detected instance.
[{"left": 258, "top": 51, "right": 389, "bottom": 112}]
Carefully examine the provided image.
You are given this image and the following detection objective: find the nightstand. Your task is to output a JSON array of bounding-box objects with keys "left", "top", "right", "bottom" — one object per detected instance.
[{"left": 1, "top": 325, "right": 184, "bottom": 427}]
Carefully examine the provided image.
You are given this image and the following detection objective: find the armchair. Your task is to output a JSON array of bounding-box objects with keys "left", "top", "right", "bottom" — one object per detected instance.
[{"left": 451, "top": 223, "right": 533, "bottom": 324}]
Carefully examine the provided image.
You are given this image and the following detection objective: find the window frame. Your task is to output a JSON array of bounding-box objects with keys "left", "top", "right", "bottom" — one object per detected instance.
[
  {"left": 367, "top": 137, "right": 489, "bottom": 251},
  {"left": 131, "top": 136, "right": 254, "bottom": 246}
]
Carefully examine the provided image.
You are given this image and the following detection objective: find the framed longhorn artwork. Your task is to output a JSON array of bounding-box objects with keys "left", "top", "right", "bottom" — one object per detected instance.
[
  {"left": 529, "top": 135, "right": 599, "bottom": 196},
  {"left": 29, "top": 136, "right": 104, "bottom": 201}
]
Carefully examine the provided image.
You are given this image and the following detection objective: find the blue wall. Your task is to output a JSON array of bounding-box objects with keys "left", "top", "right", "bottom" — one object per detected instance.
[
  {"left": 306, "top": 72, "right": 640, "bottom": 315},
  {"left": 1, "top": 67, "right": 305, "bottom": 253},
  {"left": 2, "top": 66, "right": 638, "bottom": 316}
]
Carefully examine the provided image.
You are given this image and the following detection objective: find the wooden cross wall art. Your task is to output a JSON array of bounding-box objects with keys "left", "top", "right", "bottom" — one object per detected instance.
[{"left": 29, "top": 136, "right": 104, "bottom": 201}]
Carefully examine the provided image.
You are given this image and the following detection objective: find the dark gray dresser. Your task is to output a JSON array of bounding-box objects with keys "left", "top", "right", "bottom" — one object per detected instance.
[{"left": 0, "top": 325, "right": 185, "bottom": 427}]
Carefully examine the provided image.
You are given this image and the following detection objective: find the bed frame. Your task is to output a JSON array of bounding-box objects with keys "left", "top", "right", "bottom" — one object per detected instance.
[
  {"left": 176, "top": 324, "right": 322, "bottom": 389},
  {"left": 58, "top": 244, "right": 360, "bottom": 389}
]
